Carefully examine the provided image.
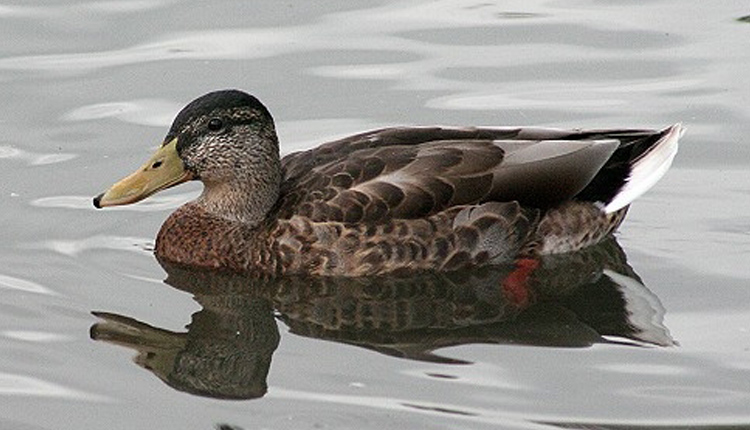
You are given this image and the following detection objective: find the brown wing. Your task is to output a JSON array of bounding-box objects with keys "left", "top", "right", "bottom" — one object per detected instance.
[{"left": 277, "top": 126, "right": 621, "bottom": 223}]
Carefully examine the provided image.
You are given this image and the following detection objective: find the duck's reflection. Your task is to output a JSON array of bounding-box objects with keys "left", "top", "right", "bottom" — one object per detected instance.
[
  {"left": 90, "top": 237, "right": 673, "bottom": 399},
  {"left": 91, "top": 295, "right": 278, "bottom": 400}
]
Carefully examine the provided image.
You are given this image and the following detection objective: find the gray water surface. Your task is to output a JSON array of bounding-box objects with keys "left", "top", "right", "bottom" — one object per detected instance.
[{"left": 1, "top": 1, "right": 750, "bottom": 429}]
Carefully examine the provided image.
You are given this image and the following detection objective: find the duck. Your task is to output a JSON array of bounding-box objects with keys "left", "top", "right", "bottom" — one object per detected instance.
[{"left": 93, "top": 89, "right": 682, "bottom": 277}]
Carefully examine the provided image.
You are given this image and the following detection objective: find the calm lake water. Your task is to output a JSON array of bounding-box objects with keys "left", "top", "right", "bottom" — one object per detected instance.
[{"left": 2, "top": 1, "right": 750, "bottom": 429}]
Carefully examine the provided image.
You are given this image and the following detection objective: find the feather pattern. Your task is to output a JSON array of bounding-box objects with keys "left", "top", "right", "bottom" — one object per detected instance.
[{"left": 278, "top": 127, "right": 629, "bottom": 223}]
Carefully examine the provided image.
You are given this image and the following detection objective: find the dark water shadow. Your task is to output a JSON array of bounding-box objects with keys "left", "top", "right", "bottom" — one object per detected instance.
[{"left": 90, "top": 236, "right": 672, "bottom": 400}]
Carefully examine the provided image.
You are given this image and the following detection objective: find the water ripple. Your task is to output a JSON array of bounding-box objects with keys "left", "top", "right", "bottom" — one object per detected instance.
[
  {"left": 63, "top": 98, "right": 181, "bottom": 126},
  {"left": 0, "top": 0, "right": 688, "bottom": 79},
  {"left": 623, "top": 168, "right": 750, "bottom": 280},
  {"left": 29, "top": 235, "right": 153, "bottom": 257},
  {"left": 0, "top": 1, "right": 171, "bottom": 18},
  {"left": 1, "top": 331, "right": 73, "bottom": 343},
  {"left": 626, "top": 385, "right": 746, "bottom": 404},
  {"left": 426, "top": 78, "right": 699, "bottom": 113},
  {"left": 84, "top": 0, "right": 174, "bottom": 14},
  {"left": 31, "top": 192, "right": 195, "bottom": 211},
  {"left": 277, "top": 119, "right": 386, "bottom": 155},
  {"left": 0, "top": 274, "right": 58, "bottom": 296},
  {"left": 0, "top": 372, "right": 110, "bottom": 402},
  {"left": 0, "top": 145, "right": 76, "bottom": 166},
  {"left": 0, "top": 28, "right": 305, "bottom": 75},
  {"left": 270, "top": 387, "right": 534, "bottom": 428},
  {"left": 401, "top": 402, "right": 477, "bottom": 417}
]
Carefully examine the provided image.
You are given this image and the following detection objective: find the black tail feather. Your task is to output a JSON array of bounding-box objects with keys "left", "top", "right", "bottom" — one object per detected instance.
[{"left": 574, "top": 128, "right": 673, "bottom": 205}]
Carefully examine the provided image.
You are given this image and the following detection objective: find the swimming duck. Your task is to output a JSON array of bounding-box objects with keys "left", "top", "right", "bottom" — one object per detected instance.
[{"left": 94, "top": 90, "right": 681, "bottom": 276}]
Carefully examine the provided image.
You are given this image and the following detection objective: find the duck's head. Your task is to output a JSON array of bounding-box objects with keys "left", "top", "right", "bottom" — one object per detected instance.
[{"left": 94, "top": 90, "right": 281, "bottom": 222}]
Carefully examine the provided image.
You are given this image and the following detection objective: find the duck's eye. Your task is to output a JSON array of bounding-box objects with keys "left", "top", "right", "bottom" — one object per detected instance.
[{"left": 207, "top": 118, "right": 224, "bottom": 132}]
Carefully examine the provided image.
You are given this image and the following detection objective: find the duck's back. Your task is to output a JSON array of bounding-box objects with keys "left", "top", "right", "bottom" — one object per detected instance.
[{"left": 276, "top": 126, "right": 668, "bottom": 224}]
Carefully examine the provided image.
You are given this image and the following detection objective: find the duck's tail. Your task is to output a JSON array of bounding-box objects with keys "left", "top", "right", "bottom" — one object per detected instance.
[{"left": 575, "top": 123, "right": 683, "bottom": 213}]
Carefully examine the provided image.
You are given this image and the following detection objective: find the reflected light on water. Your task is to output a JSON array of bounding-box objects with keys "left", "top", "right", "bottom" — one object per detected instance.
[
  {"left": 0, "top": 146, "right": 76, "bottom": 166},
  {"left": 1, "top": 331, "right": 72, "bottom": 343},
  {"left": 0, "top": 1, "right": 172, "bottom": 18},
  {"left": 623, "top": 168, "right": 750, "bottom": 280},
  {"left": 0, "top": 274, "right": 58, "bottom": 296},
  {"left": 63, "top": 98, "right": 181, "bottom": 126},
  {"left": 0, "top": 372, "right": 110, "bottom": 402},
  {"left": 0, "top": 29, "right": 304, "bottom": 74},
  {"left": 402, "top": 362, "right": 522, "bottom": 391},
  {"left": 597, "top": 363, "right": 690, "bottom": 376},
  {"left": 269, "top": 387, "right": 534, "bottom": 428},
  {"left": 84, "top": 0, "right": 174, "bottom": 14},
  {"left": 32, "top": 192, "right": 195, "bottom": 211},
  {"left": 626, "top": 385, "right": 746, "bottom": 404},
  {"left": 29, "top": 236, "right": 153, "bottom": 257},
  {"left": 277, "top": 119, "right": 386, "bottom": 155}
]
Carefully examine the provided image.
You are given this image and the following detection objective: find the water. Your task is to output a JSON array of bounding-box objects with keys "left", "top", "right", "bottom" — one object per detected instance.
[{"left": 1, "top": 0, "right": 750, "bottom": 429}]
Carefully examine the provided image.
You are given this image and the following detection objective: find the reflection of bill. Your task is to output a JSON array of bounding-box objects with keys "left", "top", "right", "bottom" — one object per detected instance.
[
  {"left": 91, "top": 296, "right": 278, "bottom": 400},
  {"left": 91, "top": 237, "right": 672, "bottom": 400}
]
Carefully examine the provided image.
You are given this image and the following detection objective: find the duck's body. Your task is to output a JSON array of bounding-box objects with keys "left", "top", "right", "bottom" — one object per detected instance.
[{"left": 95, "top": 90, "right": 682, "bottom": 277}]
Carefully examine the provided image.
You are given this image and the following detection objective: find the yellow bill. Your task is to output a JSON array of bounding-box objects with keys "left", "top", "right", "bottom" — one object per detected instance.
[{"left": 94, "top": 138, "right": 192, "bottom": 208}]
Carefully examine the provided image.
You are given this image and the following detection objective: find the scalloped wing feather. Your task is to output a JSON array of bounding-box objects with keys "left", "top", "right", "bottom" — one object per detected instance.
[{"left": 277, "top": 127, "right": 621, "bottom": 223}]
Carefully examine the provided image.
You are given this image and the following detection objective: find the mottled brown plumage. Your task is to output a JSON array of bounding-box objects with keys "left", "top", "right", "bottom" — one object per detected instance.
[{"left": 94, "top": 90, "right": 682, "bottom": 276}]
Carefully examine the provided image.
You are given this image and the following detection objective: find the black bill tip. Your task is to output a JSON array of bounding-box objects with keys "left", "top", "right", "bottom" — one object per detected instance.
[{"left": 93, "top": 193, "right": 103, "bottom": 209}]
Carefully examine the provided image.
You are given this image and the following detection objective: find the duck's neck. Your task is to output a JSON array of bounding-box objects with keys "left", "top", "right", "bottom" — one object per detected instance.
[{"left": 195, "top": 163, "right": 281, "bottom": 227}]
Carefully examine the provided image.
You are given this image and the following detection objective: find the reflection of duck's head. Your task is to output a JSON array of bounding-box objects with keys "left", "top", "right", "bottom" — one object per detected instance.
[{"left": 91, "top": 294, "right": 279, "bottom": 400}]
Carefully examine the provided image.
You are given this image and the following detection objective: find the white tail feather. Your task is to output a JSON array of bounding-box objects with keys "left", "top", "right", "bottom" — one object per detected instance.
[{"left": 604, "top": 123, "right": 683, "bottom": 213}]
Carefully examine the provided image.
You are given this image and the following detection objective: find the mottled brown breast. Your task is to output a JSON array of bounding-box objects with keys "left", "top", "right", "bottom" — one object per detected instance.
[{"left": 155, "top": 204, "right": 279, "bottom": 275}]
